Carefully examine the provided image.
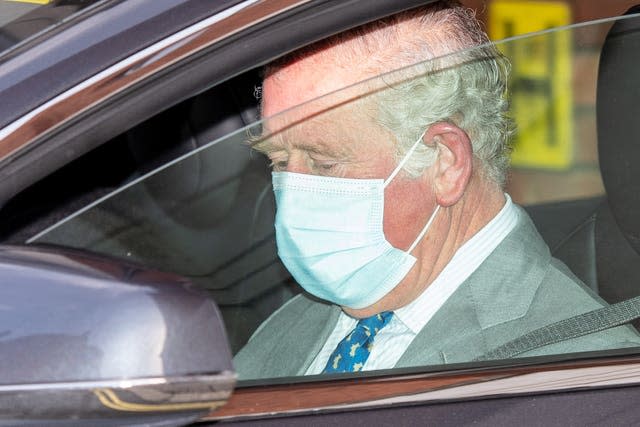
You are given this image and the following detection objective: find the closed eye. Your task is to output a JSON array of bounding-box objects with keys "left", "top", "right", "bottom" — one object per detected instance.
[{"left": 316, "top": 162, "right": 336, "bottom": 170}]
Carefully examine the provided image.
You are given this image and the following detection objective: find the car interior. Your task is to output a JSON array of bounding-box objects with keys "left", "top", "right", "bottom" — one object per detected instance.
[{"left": 0, "top": 6, "right": 639, "bottom": 356}]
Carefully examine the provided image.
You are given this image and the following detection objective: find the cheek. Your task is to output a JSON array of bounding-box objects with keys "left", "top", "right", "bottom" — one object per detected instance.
[{"left": 383, "top": 178, "right": 435, "bottom": 250}]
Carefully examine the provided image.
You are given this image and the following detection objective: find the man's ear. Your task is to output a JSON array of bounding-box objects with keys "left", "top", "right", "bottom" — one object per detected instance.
[{"left": 423, "top": 122, "right": 472, "bottom": 207}]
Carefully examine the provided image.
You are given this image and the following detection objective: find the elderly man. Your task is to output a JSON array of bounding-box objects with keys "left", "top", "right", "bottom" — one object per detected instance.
[{"left": 235, "top": 1, "right": 640, "bottom": 379}]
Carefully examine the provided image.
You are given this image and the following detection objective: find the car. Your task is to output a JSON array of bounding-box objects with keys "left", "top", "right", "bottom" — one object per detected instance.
[{"left": 2, "top": 0, "right": 640, "bottom": 425}]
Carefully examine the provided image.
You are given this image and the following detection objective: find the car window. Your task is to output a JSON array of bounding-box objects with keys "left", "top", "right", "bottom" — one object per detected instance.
[{"left": 30, "top": 14, "right": 640, "bottom": 379}]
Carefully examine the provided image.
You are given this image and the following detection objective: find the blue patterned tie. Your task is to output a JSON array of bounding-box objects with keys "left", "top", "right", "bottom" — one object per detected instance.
[{"left": 323, "top": 311, "right": 393, "bottom": 373}]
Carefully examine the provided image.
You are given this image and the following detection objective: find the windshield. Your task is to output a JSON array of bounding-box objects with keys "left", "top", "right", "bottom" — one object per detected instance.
[
  {"left": 0, "top": 0, "right": 107, "bottom": 59},
  {"left": 31, "top": 13, "right": 640, "bottom": 382}
]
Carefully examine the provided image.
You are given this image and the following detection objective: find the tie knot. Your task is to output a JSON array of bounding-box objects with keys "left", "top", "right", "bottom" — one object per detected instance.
[
  {"left": 323, "top": 311, "right": 394, "bottom": 373},
  {"left": 356, "top": 311, "right": 393, "bottom": 336}
]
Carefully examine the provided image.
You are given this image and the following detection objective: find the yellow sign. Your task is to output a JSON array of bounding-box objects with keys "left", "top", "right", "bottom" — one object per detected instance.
[{"left": 490, "top": 1, "right": 572, "bottom": 169}]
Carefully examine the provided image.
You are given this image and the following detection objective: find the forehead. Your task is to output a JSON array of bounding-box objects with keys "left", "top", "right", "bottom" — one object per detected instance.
[
  {"left": 259, "top": 52, "right": 390, "bottom": 148},
  {"left": 258, "top": 101, "right": 374, "bottom": 155},
  {"left": 262, "top": 56, "right": 369, "bottom": 119}
]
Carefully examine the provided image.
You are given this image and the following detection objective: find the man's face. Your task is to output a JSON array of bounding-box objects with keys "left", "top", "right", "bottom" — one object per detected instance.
[{"left": 261, "top": 55, "right": 440, "bottom": 315}]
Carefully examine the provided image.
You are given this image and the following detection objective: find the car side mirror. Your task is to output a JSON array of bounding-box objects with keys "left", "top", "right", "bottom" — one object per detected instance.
[{"left": 0, "top": 245, "right": 235, "bottom": 426}]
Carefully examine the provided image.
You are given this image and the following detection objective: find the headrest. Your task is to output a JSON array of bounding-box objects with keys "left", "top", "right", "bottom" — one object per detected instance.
[
  {"left": 126, "top": 71, "right": 260, "bottom": 228},
  {"left": 597, "top": 5, "right": 640, "bottom": 254}
]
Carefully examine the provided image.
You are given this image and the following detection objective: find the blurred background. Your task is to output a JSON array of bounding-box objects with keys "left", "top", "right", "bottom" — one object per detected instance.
[{"left": 463, "top": 0, "right": 639, "bottom": 205}]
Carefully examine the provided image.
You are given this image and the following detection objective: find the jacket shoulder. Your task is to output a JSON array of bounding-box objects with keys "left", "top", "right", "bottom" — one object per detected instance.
[{"left": 233, "top": 294, "right": 338, "bottom": 379}]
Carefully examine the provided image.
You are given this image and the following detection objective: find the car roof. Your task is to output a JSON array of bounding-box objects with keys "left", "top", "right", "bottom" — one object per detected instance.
[
  {"left": 0, "top": 0, "right": 245, "bottom": 130},
  {"left": 0, "top": 0, "right": 107, "bottom": 59}
]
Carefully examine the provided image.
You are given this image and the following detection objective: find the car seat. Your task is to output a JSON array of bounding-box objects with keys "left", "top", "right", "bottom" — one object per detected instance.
[{"left": 593, "top": 5, "right": 640, "bottom": 306}]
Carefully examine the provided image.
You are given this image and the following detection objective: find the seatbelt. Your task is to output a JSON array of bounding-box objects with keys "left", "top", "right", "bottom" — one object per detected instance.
[{"left": 476, "top": 295, "right": 640, "bottom": 361}]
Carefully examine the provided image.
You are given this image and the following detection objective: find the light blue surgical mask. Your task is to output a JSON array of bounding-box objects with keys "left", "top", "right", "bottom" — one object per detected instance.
[{"left": 272, "top": 136, "right": 440, "bottom": 309}]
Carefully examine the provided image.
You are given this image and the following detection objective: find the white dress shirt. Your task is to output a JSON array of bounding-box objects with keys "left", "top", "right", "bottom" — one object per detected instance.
[{"left": 306, "top": 194, "right": 520, "bottom": 374}]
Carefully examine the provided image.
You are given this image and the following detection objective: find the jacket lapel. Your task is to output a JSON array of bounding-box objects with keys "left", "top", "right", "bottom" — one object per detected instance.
[
  {"left": 396, "top": 208, "right": 551, "bottom": 367},
  {"left": 293, "top": 301, "right": 341, "bottom": 375}
]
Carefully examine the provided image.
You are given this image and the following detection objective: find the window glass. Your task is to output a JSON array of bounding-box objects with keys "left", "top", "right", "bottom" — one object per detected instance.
[{"left": 31, "top": 15, "right": 640, "bottom": 379}]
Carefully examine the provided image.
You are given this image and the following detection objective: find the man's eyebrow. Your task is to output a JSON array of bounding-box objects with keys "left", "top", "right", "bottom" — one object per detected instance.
[{"left": 250, "top": 133, "right": 282, "bottom": 154}]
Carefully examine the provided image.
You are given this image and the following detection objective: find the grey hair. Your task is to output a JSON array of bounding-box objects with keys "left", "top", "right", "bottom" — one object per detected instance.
[
  {"left": 266, "top": 1, "right": 513, "bottom": 186},
  {"left": 372, "top": 7, "right": 512, "bottom": 186}
]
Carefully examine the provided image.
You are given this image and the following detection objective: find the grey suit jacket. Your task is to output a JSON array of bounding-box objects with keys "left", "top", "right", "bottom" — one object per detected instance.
[{"left": 234, "top": 208, "right": 640, "bottom": 380}]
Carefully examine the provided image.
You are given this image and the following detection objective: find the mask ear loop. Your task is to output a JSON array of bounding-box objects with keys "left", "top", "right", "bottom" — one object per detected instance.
[
  {"left": 408, "top": 204, "right": 440, "bottom": 253},
  {"left": 383, "top": 131, "right": 427, "bottom": 187}
]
